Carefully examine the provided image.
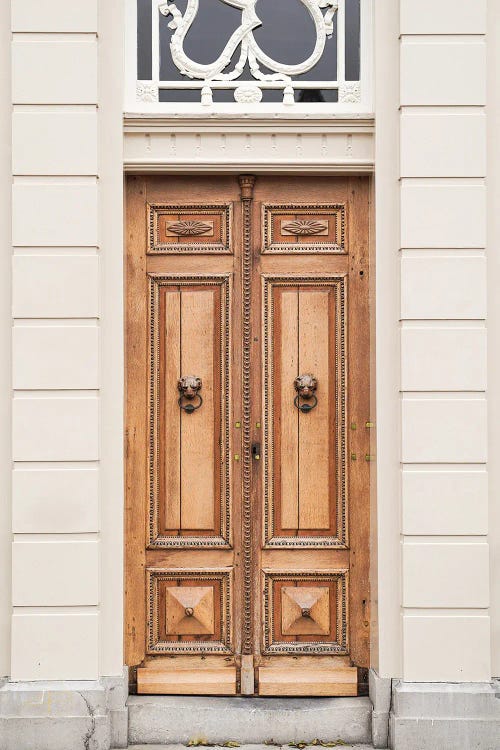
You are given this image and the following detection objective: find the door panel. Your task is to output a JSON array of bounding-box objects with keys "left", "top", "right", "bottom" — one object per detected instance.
[
  {"left": 263, "top": 278, "right": 346, "bottom": 545},
  {"left": 149, "top": 275, "right": 232, "bottom": 546},
  {"left": 126, "top": 175, "right": 370, "bottom": 696}
]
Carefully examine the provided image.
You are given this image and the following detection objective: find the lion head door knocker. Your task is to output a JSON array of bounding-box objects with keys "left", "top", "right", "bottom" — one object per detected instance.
[
  {"left": 178, "top": 376, "right": 203, "bottom": 414},
  {"left": 294, "top": 374, "right": 318, "bottom": 414}
]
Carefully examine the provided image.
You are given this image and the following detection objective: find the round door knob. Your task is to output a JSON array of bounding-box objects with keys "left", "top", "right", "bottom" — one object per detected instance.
[{"left": 184, "top": 607, "right": 194, "bottom": 617}]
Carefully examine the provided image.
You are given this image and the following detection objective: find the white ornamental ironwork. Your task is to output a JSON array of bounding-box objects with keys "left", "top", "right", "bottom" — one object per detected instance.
[{"left": 136, "top": 0, "right": 362, "bottom": 106}]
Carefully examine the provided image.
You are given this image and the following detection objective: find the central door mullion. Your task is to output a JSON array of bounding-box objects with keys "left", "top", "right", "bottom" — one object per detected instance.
[{"left": 238, "top": 175, "right": 257, "bottom": 685}]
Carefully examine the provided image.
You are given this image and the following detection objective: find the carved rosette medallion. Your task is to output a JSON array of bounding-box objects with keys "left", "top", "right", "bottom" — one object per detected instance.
[
  {"left": 234, "top": 84, "right": 263, "bottom": 103},
  {"left": 338, "top": 81, "right": 361, "bottom": 104},
  {"left": 281, "top": 219, "right": 329, "bottom": 236},
  {"left": 167, "top": 220, "right": 214, "bottom": 236},
  {"left": 148, "top": 204, "right": 232, "bottom": 254},
  {"left": 136, "top": 81, "right": 159, "bottom": 103},
  {"left": 263, "top": 204, "right": 346, "bottom": 254}
]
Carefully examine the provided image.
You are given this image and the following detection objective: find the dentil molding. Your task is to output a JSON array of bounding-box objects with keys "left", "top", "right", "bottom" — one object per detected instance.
[{"left": 123, "top": 114, "right": 374, "bottom": 173}]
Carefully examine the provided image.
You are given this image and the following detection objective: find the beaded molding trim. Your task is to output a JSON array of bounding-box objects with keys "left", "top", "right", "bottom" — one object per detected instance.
[
  {"left": 262, "top": 274, "right": 348, "bottom": 549},
  {"left": 262, "top": 570, "right": 348, "bottom": 655},
  {"left": 148, "top": 203, "right": 232, "bottom": 254},
  {"left": 262, "top": 203, "right": 346, "bottom": 254},
  {"left": 147, "top": 568, "right": 233, "bottom": 654},
  {"left": 148, "top": 273, "right": 232, "bottom": 548}
]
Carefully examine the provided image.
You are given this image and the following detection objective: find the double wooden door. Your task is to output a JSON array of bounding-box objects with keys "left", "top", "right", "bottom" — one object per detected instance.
[{"left": 126, "top": 175, "right": 370, "bottom": 696}]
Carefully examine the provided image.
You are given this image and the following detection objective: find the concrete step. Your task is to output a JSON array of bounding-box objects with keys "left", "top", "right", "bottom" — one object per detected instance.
[
  {"left": 128, "top": 746, "right": 374, "bottom": 750},
  {"left": 127, "top": 696, "right": 373, "bottom": 746},
  {"left": 128, "top": 746, "right": 374, "bottom": 749}
]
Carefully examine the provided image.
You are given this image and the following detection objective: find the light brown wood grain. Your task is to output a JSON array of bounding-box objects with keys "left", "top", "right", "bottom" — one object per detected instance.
[
  {"left": 125, "top": 176, "right": 148, "bottom": 671},
  {"left": 298, "top": 289, "right": 330, "bottom": 530},
  {"left": 180, "top": 288, "right": 215, "bottom": 531},
  {"left": 281, "top": 586, "right": 330, "bottom": 636},
  {"left": 164, "top": 289, "right": 181, "bottom": 530},
  {"left": 126, "top": 174, "right": 370, "bottom": 696},
  {"left": 240, "top": 653, "right": 255, "bottom": 695},
  {"left": 137, "top": 668, "right": 237, "bottom": 695},
  {"left": 279, "top": 289, "right": 299, "bottom": 530},
  {"left": 257, "top": 666, "right": 357, "bottom": 696}
]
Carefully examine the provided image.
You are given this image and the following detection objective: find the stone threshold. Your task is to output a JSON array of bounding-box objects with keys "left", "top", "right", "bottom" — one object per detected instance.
[
  {"left": 128, "top": 745, "right": 374, "bottom": 750},
  {"left": 127, "top": 696, "right": 373, "bottom": 747}
]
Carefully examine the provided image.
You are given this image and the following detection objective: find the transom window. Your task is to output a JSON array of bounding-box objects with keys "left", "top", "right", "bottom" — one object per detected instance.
[{"left": 131, "top": 0, "right": 370, "bottom": 109}]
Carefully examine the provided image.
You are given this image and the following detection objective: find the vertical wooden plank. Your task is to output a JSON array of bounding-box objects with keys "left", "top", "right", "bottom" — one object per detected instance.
[
  {"left": 125, "top": 175, "right": 148, "bottom": 669},
  {"left": 346, "top": 176, "right": 371, "bottom": 670},
  {"left": 279, "top": 289, "right": 299, "bottom": 530},
  {"left": 164, "top": 289, "right": 181, "bottom": 530},
  {"left": 180, "top": 288, "right": 215, "bottom": 530},
  {"left": 298, "top": 289, "right": 330, "bottom": 529}
]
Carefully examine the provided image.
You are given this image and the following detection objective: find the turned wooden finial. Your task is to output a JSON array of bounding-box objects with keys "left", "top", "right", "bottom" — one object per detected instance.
[{"left": 239, "top": 174, "right": 256, "bottom": 201}]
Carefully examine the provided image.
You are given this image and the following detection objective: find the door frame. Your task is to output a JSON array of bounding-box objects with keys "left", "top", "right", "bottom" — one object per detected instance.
[
  {"left": 123, "top": 110, "right": 378, "bottom": 694},
  {"left": 125, "top": 163, "right": 372, "bottom": 700}
]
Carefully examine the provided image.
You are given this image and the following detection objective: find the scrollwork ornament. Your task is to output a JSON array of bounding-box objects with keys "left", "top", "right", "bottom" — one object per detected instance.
[{"left": 159, "top": 0, "right": 339, "bottom": 95}]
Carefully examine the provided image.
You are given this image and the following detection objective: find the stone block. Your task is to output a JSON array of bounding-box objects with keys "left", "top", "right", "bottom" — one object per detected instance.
[
  {"left": 390, "top": 680, "right": 500, "bottom": 750},
  {"left": 127, "top": 695, "right": 372, "bottom": 745},
  {"left": 0, "top": 671, "right": 129, "bottom": 750},
  {"left": 369, "top": 669, "right": 391, "bottom": 748},
  {"left": 372, "top": 710, "right": 389, "bottom": 749},
  {"left": 369, "top": 669, "right": 392, "bottom": 714}
]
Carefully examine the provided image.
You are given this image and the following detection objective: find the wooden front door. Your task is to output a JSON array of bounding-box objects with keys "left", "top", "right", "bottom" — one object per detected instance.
[{"left": 126, "top": 175, "right": 370, "bottom": 697}]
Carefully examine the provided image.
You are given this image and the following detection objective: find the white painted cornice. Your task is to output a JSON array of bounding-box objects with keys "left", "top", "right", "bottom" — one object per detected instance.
[
  {"left": 123, "top": 114, "right": 374, "bottom": 173},
  {"left": 124, "top": 112, "right": 375, "bottom": 132}
]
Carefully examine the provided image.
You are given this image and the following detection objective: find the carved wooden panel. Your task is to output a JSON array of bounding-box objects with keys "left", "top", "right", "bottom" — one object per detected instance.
[
  {"left": 165, "top": 586, "right": 214, "bottom": 635},
  {"left": 148, "top": 274, "right": 231, "bottom": 547},
  {"left": 281, "top": 586, "right": 330, "bottom": 636},
  {"left": 262, "top": 204, "right": 346, "bottom": 254},
  {"left": 263, "top": 571, "right": 348, "bottom": 655},
  {"left": 147, "top": 569, "right": 232, "bottom": 654},
  {"left": 148, "top": 204, "right": 232, "bottom": 254},
  {"left": 262, "top": 276, "right": 347, "bottom": 548}
]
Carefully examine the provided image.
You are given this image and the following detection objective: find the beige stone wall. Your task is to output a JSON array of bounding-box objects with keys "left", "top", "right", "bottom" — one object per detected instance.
[
  {"left": 398, "top": 0, "right": 489, "bottom": 682},
  {"left": 4, "top": 0, "right": 124, "bottom": 680},
  {"left": 1, "top": 0, "right": 497, "bottom": 684}
]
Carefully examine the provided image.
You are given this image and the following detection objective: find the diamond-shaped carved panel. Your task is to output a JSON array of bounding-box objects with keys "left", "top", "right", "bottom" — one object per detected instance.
[
  {"left": 165, "top": 586, "right": 214, "bottom": 635},
  {"left": 263, "top": 571, "right": 348, "bottom": 655},
  {"left": 147, "top": 569, "right": 232, "bottom": 655},
  {"left": 281, "top": 586, "right": 330, "bottom": 636}
]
